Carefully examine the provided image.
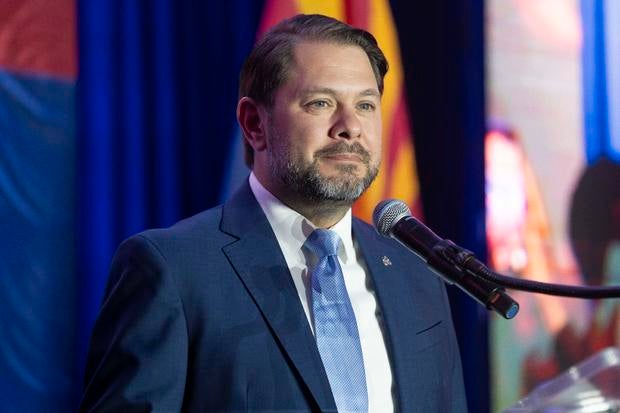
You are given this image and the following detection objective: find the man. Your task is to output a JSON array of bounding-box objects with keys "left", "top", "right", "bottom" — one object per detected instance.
[{"left": 80, "top": 14, "right": 466, "bottom": 412}]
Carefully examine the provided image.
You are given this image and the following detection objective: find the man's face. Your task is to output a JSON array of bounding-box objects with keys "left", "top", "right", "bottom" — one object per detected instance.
[{"left": 259, "top": 41, "right": 382, "bottom": 204}]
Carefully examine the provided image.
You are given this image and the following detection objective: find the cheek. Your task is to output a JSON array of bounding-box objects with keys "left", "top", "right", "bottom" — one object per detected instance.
[
  {"left": 365, "top": 121, "right": 383, "bottom": 158},
  {"left": 287, "top": 123, "right": 325, "bottom": 156},
  {"left": 272, "top": 130, "right": 317, "bottom": 164}
]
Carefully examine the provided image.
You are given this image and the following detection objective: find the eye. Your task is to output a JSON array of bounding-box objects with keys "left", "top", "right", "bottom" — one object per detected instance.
[
  {"left": 358, "top": 101, "right": 376, "bottom": 111},
  {"left": 305, "top": 99, "right": 331, "bottom": 109}
]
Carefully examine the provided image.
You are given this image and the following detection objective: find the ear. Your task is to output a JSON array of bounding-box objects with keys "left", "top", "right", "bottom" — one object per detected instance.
[{"left": 237, "top": 97, "right": 267, "bottom": 153}]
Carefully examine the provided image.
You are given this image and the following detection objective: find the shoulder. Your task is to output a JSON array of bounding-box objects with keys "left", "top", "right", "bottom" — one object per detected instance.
[
  {"left": 352, "top": 216, "right": 411, "bottom": 256},
  {"left": 104, "top": 204, "right": 242, "bottom": 305},
  {"left": 106, "top": 205, "right": 236, "bottom": 290},
  {"left": 123, "top": 205, "right": 233, "bottom": 258},
  {"left": 143, "top": 205, "right": 226, "bottom": 245}
]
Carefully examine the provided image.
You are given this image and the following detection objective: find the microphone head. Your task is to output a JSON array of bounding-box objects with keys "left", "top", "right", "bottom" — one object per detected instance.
[{"left": 373, "top": 199, "right": 412, "bottom": 236}]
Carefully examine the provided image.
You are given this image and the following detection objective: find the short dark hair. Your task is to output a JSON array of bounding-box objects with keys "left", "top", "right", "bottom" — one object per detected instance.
[{"left": 238, "top": 14, "right": 389, "bottom": 167}]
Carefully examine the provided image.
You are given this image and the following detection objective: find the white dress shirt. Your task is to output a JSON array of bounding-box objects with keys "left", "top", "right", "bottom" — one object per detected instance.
[{"left": 249, "top": 173, "right": 394, "bottom": 413}]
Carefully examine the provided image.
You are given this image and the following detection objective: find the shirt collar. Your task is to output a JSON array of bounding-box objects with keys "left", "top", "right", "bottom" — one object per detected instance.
[{"left": 248, "top": 172, "right": 356, "bottom": 264}]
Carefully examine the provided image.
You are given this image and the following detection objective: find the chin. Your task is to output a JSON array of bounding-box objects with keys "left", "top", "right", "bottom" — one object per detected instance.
[
  {"left": 315, "top": 176, "right": 367, "bottom": 201},
  {"left": 322, "top": 162, "right": 365, "bottom": 177}
]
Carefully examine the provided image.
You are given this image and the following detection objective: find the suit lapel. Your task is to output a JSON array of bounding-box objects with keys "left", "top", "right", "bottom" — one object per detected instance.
[
  {"left": 220, "top": 181, "right": 336, "bottom": 412},
  {"left": 353, "top": 219, "right": 430, "bottom": 412}
]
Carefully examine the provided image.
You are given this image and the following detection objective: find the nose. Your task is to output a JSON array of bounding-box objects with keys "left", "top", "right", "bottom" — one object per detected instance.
[{"left": 330, "top": 107, "right": 362, "bottom": 140}]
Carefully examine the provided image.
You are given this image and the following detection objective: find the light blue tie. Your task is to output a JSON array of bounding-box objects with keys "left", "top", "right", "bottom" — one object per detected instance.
[{"left": 304, "top": 229, "right": 368, "bottom": 413}]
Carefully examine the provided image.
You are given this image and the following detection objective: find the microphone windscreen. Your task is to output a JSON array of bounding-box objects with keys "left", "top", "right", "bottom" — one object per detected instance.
[{"left": 373, "top": 199, "right": 411, "bottom": 236}]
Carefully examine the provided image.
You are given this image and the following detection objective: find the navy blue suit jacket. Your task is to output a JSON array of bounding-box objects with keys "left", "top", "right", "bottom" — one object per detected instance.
[{"left": 80, "top": 181, "right": 467, "bottom": 412}]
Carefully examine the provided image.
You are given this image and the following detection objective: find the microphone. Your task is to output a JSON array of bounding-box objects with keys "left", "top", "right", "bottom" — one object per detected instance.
[{"left": 373, "top": 199, "right": 519, "bottom": 319}]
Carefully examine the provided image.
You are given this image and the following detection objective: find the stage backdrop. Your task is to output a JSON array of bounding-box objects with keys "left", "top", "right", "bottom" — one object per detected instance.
[{"left": 486, "top": 0, "right": 620, "bottom": 410}]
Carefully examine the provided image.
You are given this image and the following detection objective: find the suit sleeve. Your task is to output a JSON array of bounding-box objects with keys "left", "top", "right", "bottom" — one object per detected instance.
[{"left": 79, "top": 235, "right": 188, "bottom": 413}]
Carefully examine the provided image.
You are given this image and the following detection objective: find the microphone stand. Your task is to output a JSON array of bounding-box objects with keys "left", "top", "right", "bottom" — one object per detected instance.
[{"left": 436, "top": 239, "right": 620, "bottom": 300}]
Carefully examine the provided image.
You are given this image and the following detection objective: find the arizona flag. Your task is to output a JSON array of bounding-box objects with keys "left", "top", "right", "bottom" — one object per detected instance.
[
  {"left": 0, "top": 1, "right": 77, "bottom": 412},
  {"left": 257, "top": 0, "right": 422, "bottom": 222}
]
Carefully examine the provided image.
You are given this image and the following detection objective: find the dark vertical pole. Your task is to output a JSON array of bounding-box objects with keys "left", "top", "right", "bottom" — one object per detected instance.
[{"left": 391, "top": 1, "right": 489, "bottom": 412}]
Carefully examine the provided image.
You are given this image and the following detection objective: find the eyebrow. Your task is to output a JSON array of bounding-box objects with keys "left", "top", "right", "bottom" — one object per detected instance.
[{"left": 300, "top": 87, "right": 381, "bottom": 99}]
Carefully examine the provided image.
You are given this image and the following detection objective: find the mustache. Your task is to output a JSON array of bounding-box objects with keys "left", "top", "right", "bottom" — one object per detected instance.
[{"left": 314, "top": 142, "right": 372, "bottom": 163}]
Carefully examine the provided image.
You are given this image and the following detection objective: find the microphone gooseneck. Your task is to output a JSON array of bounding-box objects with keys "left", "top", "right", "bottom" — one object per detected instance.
[{"left": 374, "top": 199, "right": 620, "bottom": 320}]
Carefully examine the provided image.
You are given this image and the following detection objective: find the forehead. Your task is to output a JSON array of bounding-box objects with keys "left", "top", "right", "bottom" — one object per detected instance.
[{"left": 282, "top": 41, "right": 379, "bottom": 94}]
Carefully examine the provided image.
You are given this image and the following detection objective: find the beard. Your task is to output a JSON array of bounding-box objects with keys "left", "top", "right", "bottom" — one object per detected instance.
[{"left": 267, "top": 134, "right": 380, "bottom": 204}]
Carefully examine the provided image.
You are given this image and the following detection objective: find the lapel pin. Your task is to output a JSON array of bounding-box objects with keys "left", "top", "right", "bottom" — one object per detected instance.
[{"left": 382, "top": 256, "right": 392, "bottom": 266}]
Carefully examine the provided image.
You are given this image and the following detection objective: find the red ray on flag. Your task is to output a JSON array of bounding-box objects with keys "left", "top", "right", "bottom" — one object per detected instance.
[{"left": 0, "top": 0, "right": 76, "bottom": 79}]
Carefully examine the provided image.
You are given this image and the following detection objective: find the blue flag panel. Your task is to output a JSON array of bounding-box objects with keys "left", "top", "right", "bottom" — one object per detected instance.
[{"left": 0, "top": 70, "right": 75, "bottom": 413}]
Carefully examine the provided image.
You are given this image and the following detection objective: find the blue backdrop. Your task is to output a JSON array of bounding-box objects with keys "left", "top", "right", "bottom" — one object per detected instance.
[{"left": 76, "top": 0, "right": 263, "bottom": 391}]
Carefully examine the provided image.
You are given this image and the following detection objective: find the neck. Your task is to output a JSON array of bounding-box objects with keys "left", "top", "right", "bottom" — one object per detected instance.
[{"left": 281, "top": 195, "right": 351, "bottom": 228}]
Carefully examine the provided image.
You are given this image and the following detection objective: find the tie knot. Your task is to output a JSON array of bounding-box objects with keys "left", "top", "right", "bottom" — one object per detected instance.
[{"left": 304, "top": 229, "right": 341, "bottom": 259}]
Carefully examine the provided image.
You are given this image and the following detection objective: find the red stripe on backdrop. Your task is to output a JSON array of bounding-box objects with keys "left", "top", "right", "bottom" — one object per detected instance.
[
  {"left": 0, "top": 0, "right": 76, "bottom": 79},
  {"left": 257, "top": 0, "right": 299, "bottom": 37},
  {"left": 344, "top": 0, "right": 369, "bottom": 28},
  {"left": 386, "top": 92, "right": 410, "bottom": 182}
]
